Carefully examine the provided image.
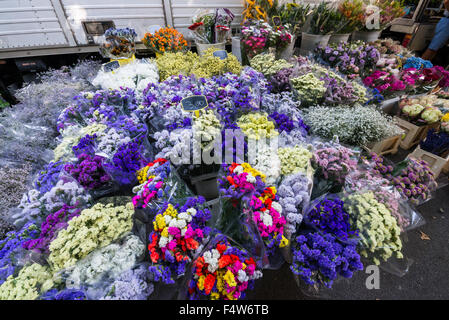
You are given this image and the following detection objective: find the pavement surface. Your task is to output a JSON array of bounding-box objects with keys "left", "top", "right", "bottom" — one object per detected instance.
[{"left": 248, "top": 149, "right": 449, "bottom": 300}]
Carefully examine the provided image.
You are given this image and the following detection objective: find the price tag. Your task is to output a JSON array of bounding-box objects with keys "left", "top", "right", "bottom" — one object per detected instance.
[
  {"left": 181, "top": 95, "right": 208, "bottom": 117},
  {"left": 213, "top": 50, "right": 228, "bottom": 60},
  {"left": 102, "top": 60, "right": 120, "bottom": 72}
]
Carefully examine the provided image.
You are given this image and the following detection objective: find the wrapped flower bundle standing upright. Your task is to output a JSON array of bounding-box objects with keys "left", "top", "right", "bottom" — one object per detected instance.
[
  {"left": 187, "top": 235, "right": 263, "bottom": 300},
  {"left": 132, "top": 159, "right": 192, "bottom": 210},
  {"left": 368, "top": 153, "right": 437, "bottom": 205},
  {"left": 99, "top": 28, "right": 137, "bottom": 59},
  {"left": 344, "top": 192, "right": 403, "bottom": 265},
  {"left": 148, "top": 196, "right": 212, "bottom": 285},
  {"left": 241, "top": 20, "right": 272, "bottom": 58},
  {"left": 0, "top": 222, "right": 39, "bottom": 285},
  {"left": 290, "top": 232, "right": 363, "bottom": 289},
  {"left": 63, "top": 153, "right": 112, "bottom": 191},
  {"left": 247, "top": 186, "right": 289, "bottom": 256},
  {"left": 305, "top": 197, "right": 358, "bottom": 242},
  {"left": 277, "top": 173, "right": 311, "bottom": 238}
]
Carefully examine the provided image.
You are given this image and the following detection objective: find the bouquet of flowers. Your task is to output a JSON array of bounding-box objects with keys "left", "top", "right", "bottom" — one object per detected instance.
[
  {"left": 249, "top": 53, "right": 292, "bottom": 77},
  {"left": 315, "top": 41, "right": 380, "bottom": 79},
  {"left": 246, "top": 187, "right": 289, "bottom": 258},
  {"left": 0, "top": 263, "right": 55, "bottom": 300},
  {"left": 0, "top": 222, "right": 39, "bottom": 285},
  {"left": 22, "top": 204, "right": 82, "bottom": 254},
  {"left": 344, "top": 191, "right": 403, "bottom": 265},
  {"left": 290, "top": 231, "right": 363, "bottom": 289},
  {"left": 368, "top": 153, "right": 437, "bottom": 205},
  {"left": 189, "top": 8, "right": 234, "bottom": 44},
  {"left": 312, "top": 145, "right": 358, "bottom": 185},
  {"left": 48, "top": 198, "right": 135, "bottom": 271},
  {"left": 241, "top": 20, "right": 273, "bottom": 58},
  {"left": 148, "top": 196, "right": 212, "bottom": 284},
  {"left": 103, "top": 141, "right": 149, "bottom": 187},
  {"left": 305, "top": 196, "right": 358, "bottom": 242},
  {"left": 92, "top": 59, "right": 159, "bottom": 92},
  {"left": 277, "top": 173, "right": 311, "bottom": 238},
  {"left": 63, "top": 153, "right": 113, "bottom": 191},
  {"left": 186, "top": 235, "right": 263, "bottom": 300},
  {"left": 132, "top": 159, "right": 192, "bottom": 211},
  {"left": 101, "top": 264, "right": 154, "bottom": 300},
  {"left": 307, "top": 2, "right": 335, "bottom": 35},
  {"left": 60, "top": 234, "right": 144, "bottom": 290},
  {"left": 216, "top": 163, "right": 266, "bottom": 258},
  {"left": 304, "top": 104, "right": 402, "bottom": 147},
  {"left": 399, "top": 96, "right": 443, "bottom": 125},
  {"left": 142, "top": 27, "right": 188, "bottom": 54},
  {"left": 290, "top": 73, "right": 327, "bottom": 106},
  {"left": 278, "top": 146, "right": 313, "bottom": 176},
  {"left": 99, "top": 28, "right": 137, "bottom": 59}
]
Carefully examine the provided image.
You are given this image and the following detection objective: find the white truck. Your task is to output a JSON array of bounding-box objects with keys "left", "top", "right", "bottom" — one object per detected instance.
[{"left": 0, "top": 0, "right": 246, "bottom": 59}]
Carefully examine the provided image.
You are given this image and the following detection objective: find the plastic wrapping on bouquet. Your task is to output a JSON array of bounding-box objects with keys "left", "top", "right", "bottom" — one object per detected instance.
[{"left": 214, "top": 197, "right": 265, "bottom": 266}]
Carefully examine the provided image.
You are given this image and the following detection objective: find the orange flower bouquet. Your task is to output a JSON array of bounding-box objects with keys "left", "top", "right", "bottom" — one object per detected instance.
[{"left": 142, "top": 27, "right": 188, "bottom": 54}]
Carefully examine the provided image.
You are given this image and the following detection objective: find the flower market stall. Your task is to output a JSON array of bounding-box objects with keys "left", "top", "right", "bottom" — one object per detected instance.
[{"left": 1, "top": 0, "right": 449, "bottom": 301}]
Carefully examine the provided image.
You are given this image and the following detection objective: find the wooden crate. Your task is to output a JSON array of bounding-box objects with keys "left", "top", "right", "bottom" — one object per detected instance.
[
  {"left": 408, "top": 146, "right": 449, "bottom": 178},
  {"left": 395, "top": 117, "right": 440, "bottom": 150},
  {"left": 363, "top": 134, "right": 402, "bottom": 156}
]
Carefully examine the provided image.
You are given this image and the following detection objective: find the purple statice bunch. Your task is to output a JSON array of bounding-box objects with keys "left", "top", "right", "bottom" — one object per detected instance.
[
  {"left": 0, "top": 222, "right": 39, "bottom": 285},
  {"left": 305, "top": 197, "right": 358, "bottom": 242},
  {"left": 420, "top": 129, "right": 449, "bottom": 157},
  {"left": 269, "top": 112, "right": 295, "bottom": 133},
  {"left": 277, "top": 173, "right": 310, "bottom": 238},
  {"left": 56, "top": 104, "right": 85, "bottom": 133},
  {"left": 64, "top": 153, "right": 111, "bottom": 190},
  {"left": 84, "top": 103, "right": 121, "bottom": 125},
  {"left": 72, "top": 134, "right": 96, "bottom": 156},
  {"left": 290, "top": 232, "right": 363, "bottom": 288},
  {"left": 312, "top": 146, "right": 358, "bottom": 185},
  {"left": 270, "top": 68, "right": 293, "bottom": 93},
  {"left": 90, "top": 88, "right": 138, "bottom": 113},
  {"left": 34, "top": 161, "right": 64, "bottom": 194},
  {"left": 41, "top": 288, "right": 87, "bottom": 300},
  {"left": 102, "top": 265, "right": 154, "bottom": 300},
  {"left": 148, "top": 265, "right": 175, "bottom": 285},
  {"left": 108, "top": 115, "right": 147, "bottom": 141},
  {"left": 22, "top": 204, "right": 81, "bottom": 253},
  {"left": 181, "top": 196, "right": 212, "bottom": 235},
  {"left": 166, "top": 117, "right": 192, "bottom": 131},
  {"left": 103, "top": 141, "right": 147, "bottom": 186},
  {"left": 321, "top": 75, "right": 358, "bottom": 105}
]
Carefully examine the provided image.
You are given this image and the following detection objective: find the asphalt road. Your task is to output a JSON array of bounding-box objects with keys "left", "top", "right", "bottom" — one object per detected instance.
[{"left": 248, "top": 150, "right": 449, "bottom": 300}]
